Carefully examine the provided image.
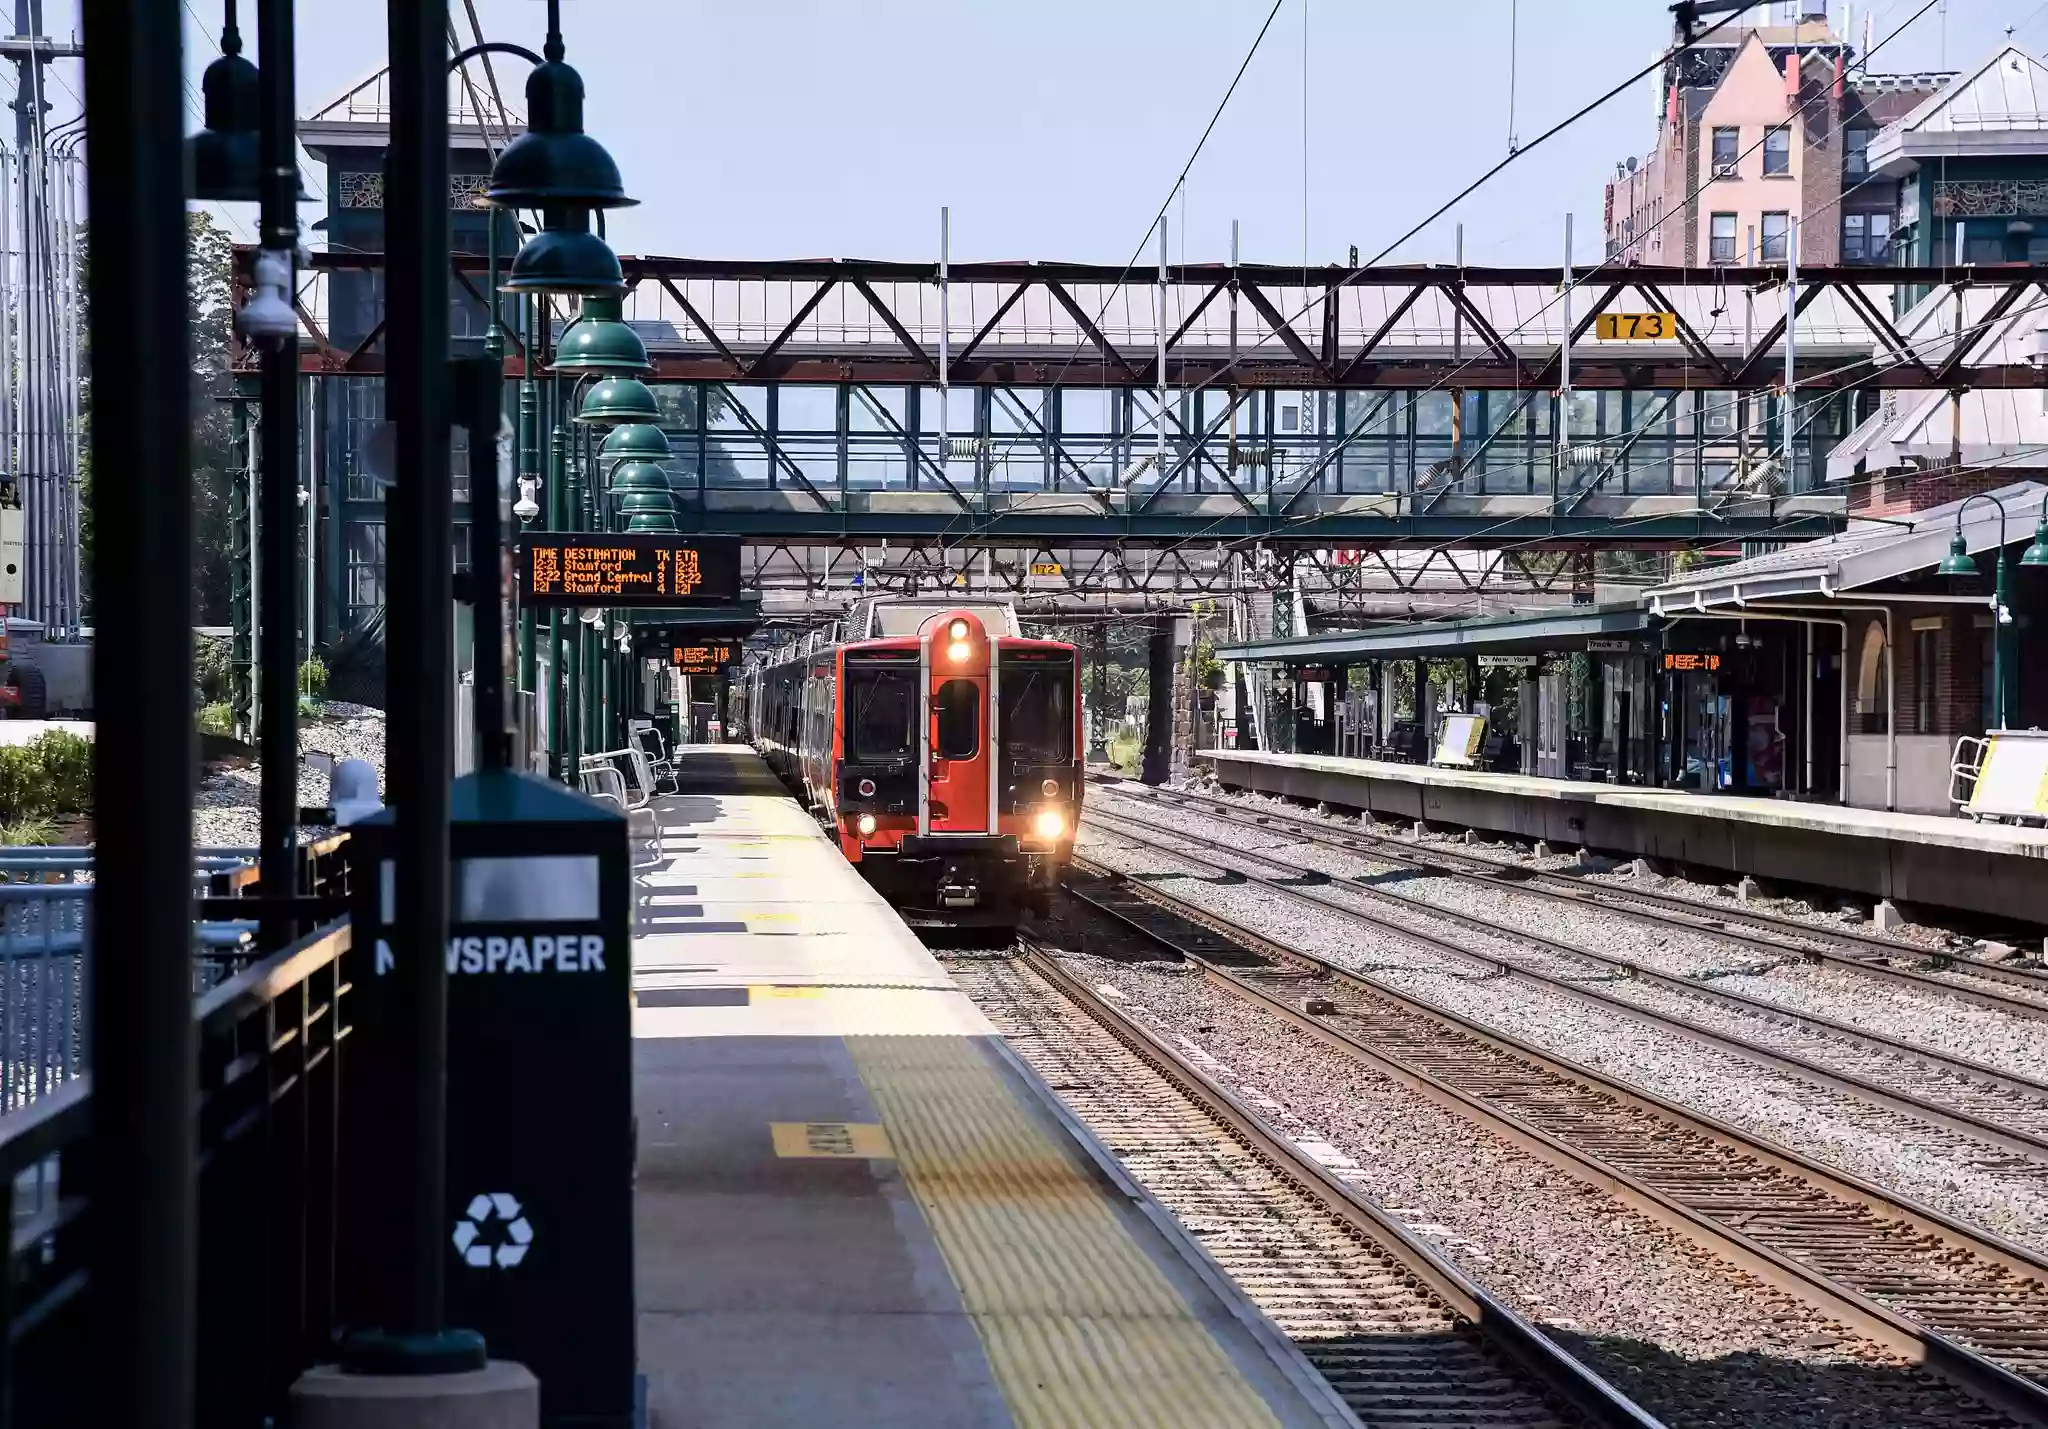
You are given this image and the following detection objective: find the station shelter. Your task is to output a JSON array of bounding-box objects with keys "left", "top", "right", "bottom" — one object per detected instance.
[
  {"left": 1217, "top": 605, "right": 1666, "bottom": 786},
  {"left": 1646, "top": 481, "right": 2048, "bottom": 813}
]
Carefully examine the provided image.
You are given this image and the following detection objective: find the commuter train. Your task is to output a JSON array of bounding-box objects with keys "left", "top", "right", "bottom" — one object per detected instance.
[{"left": 738, "top": 600, "right": 1081, "bottom": 925}]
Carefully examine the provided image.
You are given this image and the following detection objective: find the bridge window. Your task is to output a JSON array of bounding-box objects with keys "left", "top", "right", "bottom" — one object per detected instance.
[{"left": 935, "top": 680, "right": 981, "bottom": 760}]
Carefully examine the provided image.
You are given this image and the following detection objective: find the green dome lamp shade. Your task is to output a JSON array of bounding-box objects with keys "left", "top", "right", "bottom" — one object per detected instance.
[
  {"left": 608, "top": 458, "right": 677, "bottom": 532},
  {"left": 2024, "top": 512, "right": 2048, "bottom": 569},
  {"left": 553, "top": 293, "right": 650, "bottom": 375},
  {"left": 503, "top": 208, "right": 624, "bottom": 297},
  {"left": 485, "top": 53, "right": 634, "bottom": 212},
  {"left": 577, "top": 376, "right": 660, "bottom": 426},
  {"left": 188, "top": 12, "right": 262, "bottom": 202},
  {"left": 1937, "top": 530, "right": 1978, "bottom": 578},
  {"left": 601, "top": 422, "right": 673, "bottom": 461}
]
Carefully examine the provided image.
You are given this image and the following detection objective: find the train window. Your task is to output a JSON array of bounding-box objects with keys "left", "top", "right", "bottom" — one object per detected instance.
[
  {"left": 935, "top": 679, "right": 981, "bottom": 759},
  {"left": 848, "top": 664, "right": 917, "bottom": 761},
  {"left": 999, "top": 657, "right": 1073, "bottom": 763}
]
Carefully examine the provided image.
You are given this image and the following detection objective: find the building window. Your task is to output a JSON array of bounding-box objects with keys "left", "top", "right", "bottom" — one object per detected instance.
[
  {"left": 1711, "top": 126, "right": 1739, "bottom": 176},
  {"left": 1844, "top": 127, "right": 1871, "bottom": 180},
  {"left": 1914, "top": 626, "right": 1939, "bottom": 735},
  {"left": 1763, "top": 125, "right": 1791, "bottom": 175},
  {"left": 1710, "top": 212, "right": 1738, "bottom": 263},
  {"left": 1842, "top": 211, "right": 1892, "bottom": 263},
  {"left": 1761, "top": 211, "right": 1790, "bottom": 261}
]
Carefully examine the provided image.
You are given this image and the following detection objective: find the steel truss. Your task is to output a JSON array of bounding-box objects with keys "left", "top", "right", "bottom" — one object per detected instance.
[{"left": 245, "top": 251, "right": 2048, "bottom": 546}]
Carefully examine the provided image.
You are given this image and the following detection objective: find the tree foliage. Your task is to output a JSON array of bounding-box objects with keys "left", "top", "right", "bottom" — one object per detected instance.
[{"left": 77, "top": 211, "right": 240, "bottom": 623}]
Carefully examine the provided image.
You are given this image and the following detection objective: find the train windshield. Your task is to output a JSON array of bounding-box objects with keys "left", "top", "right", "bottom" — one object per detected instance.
[
  {"left": 846, "top": 663, "right": 916, "bottom": 761},
  {"left": 999, "top": 657, "right": 1073, "bottom": 764}
]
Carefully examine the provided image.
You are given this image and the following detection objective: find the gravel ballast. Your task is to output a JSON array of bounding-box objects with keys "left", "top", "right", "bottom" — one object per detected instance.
[
  {"left": 999, "top": 915, "right": 2018, "bottom": 1428},
  {"left": 1076, "top": 824, "right": 2048, "bottom": 1253},
  {"left": 195, "top": 703, "right": 385, "bottom": 848}
]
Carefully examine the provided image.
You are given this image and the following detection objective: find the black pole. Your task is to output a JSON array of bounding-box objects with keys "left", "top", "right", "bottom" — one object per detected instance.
[
  {"left": 82, "top": 0, "right": 196, "bottom": 1424},
  {"left": 256, "top": 0, "right": 298, "bottom": 940},
  {"left": 384, "top": 0, "right": 460, "bottom": 1350},
  {"left": 459, "top": 356, "right": 510, "bottom": 769},
  {"left": 1143, "top": 616, "right": 1174, "bottom": 785}
]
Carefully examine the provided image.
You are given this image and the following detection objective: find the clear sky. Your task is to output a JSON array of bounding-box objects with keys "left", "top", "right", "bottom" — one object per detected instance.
[{"left": 32, "top": 0, "right": 2048, "bottom": 264}]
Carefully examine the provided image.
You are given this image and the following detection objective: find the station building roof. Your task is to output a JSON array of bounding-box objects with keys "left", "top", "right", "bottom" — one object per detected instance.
[
  {"left": 1215, "top": 603, "right": 1654, "bottom": 664},
  {"left": 1646, "top": 480, "right": 2047, "bottom": 611}
]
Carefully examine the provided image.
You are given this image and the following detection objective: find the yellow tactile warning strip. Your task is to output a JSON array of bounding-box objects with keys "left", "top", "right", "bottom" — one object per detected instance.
[
  {"left": 844, "top": 1034, "right": 1286, "bottom": 1429},
  {"left": 769, "top": 1121, "right": 896, "bottom": 1159}
]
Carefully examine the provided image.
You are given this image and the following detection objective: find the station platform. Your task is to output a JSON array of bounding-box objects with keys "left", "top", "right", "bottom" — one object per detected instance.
[
  {"left": 1202, "top": 748, "right": 2048, "bottom": 926},
  {"left": 630, "top": 745, "right": 1357, "bottom": 1429}
]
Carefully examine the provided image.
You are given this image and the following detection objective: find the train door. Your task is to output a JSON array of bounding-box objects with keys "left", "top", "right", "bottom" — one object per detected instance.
[{"left": 920, "top": 612, "right": 993, "bottom": 835}]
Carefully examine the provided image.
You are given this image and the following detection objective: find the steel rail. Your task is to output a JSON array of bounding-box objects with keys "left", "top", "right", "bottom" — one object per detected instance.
[
  {"left": 1097, "top": 774, "right": 2048, "bottom": 1015},
  {"left": 1004, "top": 939, "right": 1667, "bottom": 1429},
  {"left": 1082, "top": 806, "right": 2048, "bottom": 1165},
  {"left": 1085, "top": 791, "right": 2048, "bottom": 1099},
  {"left": 1055, "top": 863, "right": 2048, "bottom": 1425}
]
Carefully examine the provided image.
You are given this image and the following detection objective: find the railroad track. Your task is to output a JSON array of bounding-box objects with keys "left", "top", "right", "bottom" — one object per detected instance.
[
  {"left": 1081, "top": 799, "right": 2048, "bottom": 1170},
  {"left": 1055, "top": 857, "right": 2048, "bottom": 1425},
  {"left": 948, "top": 942, "right": 1662, "bottom": 1429},
  {"left": 1090, "top": 774, "right": 2048, "bottom": 1020}
]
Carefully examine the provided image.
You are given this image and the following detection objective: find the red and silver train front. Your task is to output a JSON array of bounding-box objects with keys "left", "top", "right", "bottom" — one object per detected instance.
[{"left": 839, "top": 609, "right": 1079, "bottom": 923}]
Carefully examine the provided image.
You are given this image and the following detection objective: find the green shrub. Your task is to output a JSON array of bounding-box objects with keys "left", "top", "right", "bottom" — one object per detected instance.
[
  {"left": 0, "top": 747, "right": 42, "bottom": 823},
  {"left": 198, "top": 701, "right": 233, "bottom": 736},
  {"left": 28, "top": 732, "right": 91, "bottom": 813},
  {"left": 299, "top": 655, "right": 328, "bottom": 698},
  {"left": 0, "top": 814, "right": 55, "bottom": 846}
]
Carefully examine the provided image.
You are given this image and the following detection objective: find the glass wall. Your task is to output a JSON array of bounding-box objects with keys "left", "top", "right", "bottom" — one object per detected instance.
[{"left": 644, "top": 382, "right": 1847, "bottom": 501}]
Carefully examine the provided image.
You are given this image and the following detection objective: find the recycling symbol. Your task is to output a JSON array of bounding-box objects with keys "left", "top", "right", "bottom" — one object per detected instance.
[{"left": 452, "top": 1192, "right": 533, "bottom": 1269}]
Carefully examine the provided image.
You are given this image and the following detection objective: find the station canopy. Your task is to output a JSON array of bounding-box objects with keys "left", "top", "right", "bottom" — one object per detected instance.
[{"left": 1215, "top": 602, "right": 1654, "bottom": 665}]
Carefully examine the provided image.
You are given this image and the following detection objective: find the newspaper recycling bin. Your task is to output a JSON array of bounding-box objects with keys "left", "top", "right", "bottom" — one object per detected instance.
[{"left": 339, "top": 766, "right": 634, "bottom": 1427}]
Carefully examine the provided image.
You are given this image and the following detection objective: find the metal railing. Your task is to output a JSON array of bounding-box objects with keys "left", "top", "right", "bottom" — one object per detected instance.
[
  {"left": 0, "top": 912, "right": 354, "bottom": 1427},
  {"left": 0, "top": 838, "right": 356, "bottom": 1122}
]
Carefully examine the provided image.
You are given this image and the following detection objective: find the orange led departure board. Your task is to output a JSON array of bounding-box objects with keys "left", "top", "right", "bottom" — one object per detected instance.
[
  {"left": 518, "top": 535, "right": 741, "bottom": 608},
  {"left": 1661, "top": 652, "right": 1722, "bottom": 673},
  {"left": 672, "top": 643, "right": 736, "bottom": 674}
]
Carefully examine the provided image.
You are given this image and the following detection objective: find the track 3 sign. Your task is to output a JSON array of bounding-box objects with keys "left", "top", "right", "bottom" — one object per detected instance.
[{"left": 519, "top": 533, "right": 741, "bottom": 608}]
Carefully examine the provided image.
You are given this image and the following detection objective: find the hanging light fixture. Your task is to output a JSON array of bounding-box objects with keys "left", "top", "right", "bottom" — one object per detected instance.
[
  {"left": 600, "top": 422, "right": 673, "bottom": 461},
  {"left": 609, "top": 458, "right": 677, "bottom": 532},
  {"left": 2024, "top": 505, "right": 2048, "bottom": 568},
  {"left": 577, "top": 375, "right": 661, "bottom": 426},
  {"left": 553, "top": 293, "right": 650, "bottom": 374},
  {"left": 1937, "top": 530, "right": 1978, "bottom": 577},
  {"left": 487, "top": 4, "right": 636, "bottom": 296},
  {"left": 188, "top": 0, "right": 261, "bottom": 201}
]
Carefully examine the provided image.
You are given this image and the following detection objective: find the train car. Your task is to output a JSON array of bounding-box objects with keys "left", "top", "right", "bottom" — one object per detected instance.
[{"left": 741, "top": 600, "right": 1080, "bottom": 925}]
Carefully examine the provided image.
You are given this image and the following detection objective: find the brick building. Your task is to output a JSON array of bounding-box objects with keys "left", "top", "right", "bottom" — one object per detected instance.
[{"left": 1603, "top": 12, "right": 1945, "bottom": 267}]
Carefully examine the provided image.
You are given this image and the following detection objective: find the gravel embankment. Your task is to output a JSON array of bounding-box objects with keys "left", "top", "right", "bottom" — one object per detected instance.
[
  {"left": 1075, "top": 825, "right": 2048, "bottom": 1253},
  {"left": 194, "top": 703, "right": 385, "bottom": 848},
  {"left": 1090, "top": 787, "right": 2048, "bottom": 1084},
  {"left": 1009, "top": 915, "right": 2019, "bottom": 1428}
]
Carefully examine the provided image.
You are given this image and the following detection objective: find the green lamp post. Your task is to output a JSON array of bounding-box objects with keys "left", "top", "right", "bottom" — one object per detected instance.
[{"left": 1939, "top": 493, "right": 2048, "bottom": 730}]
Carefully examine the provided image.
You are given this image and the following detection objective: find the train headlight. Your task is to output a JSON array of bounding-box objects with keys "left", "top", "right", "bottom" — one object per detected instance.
[
  {"left": 948, "top": 619, "right": 969, "bottom": 641},
  {"left": 1033, "top": 807, "right": 1066, "bottom": 840},
  {"left": 857, "top": 813, "right": 877, "bottom": 836},
  {"left": 947, "top": 640, "right": 971, "bottom": 662},
  {"left": 1040, "top": 778, "right": 1060, "bottom": 797}
]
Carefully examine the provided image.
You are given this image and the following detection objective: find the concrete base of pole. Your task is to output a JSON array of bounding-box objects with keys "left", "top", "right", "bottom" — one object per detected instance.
[{"left": 291, "top": 1362, "right": 539, "bottom": 1429}]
